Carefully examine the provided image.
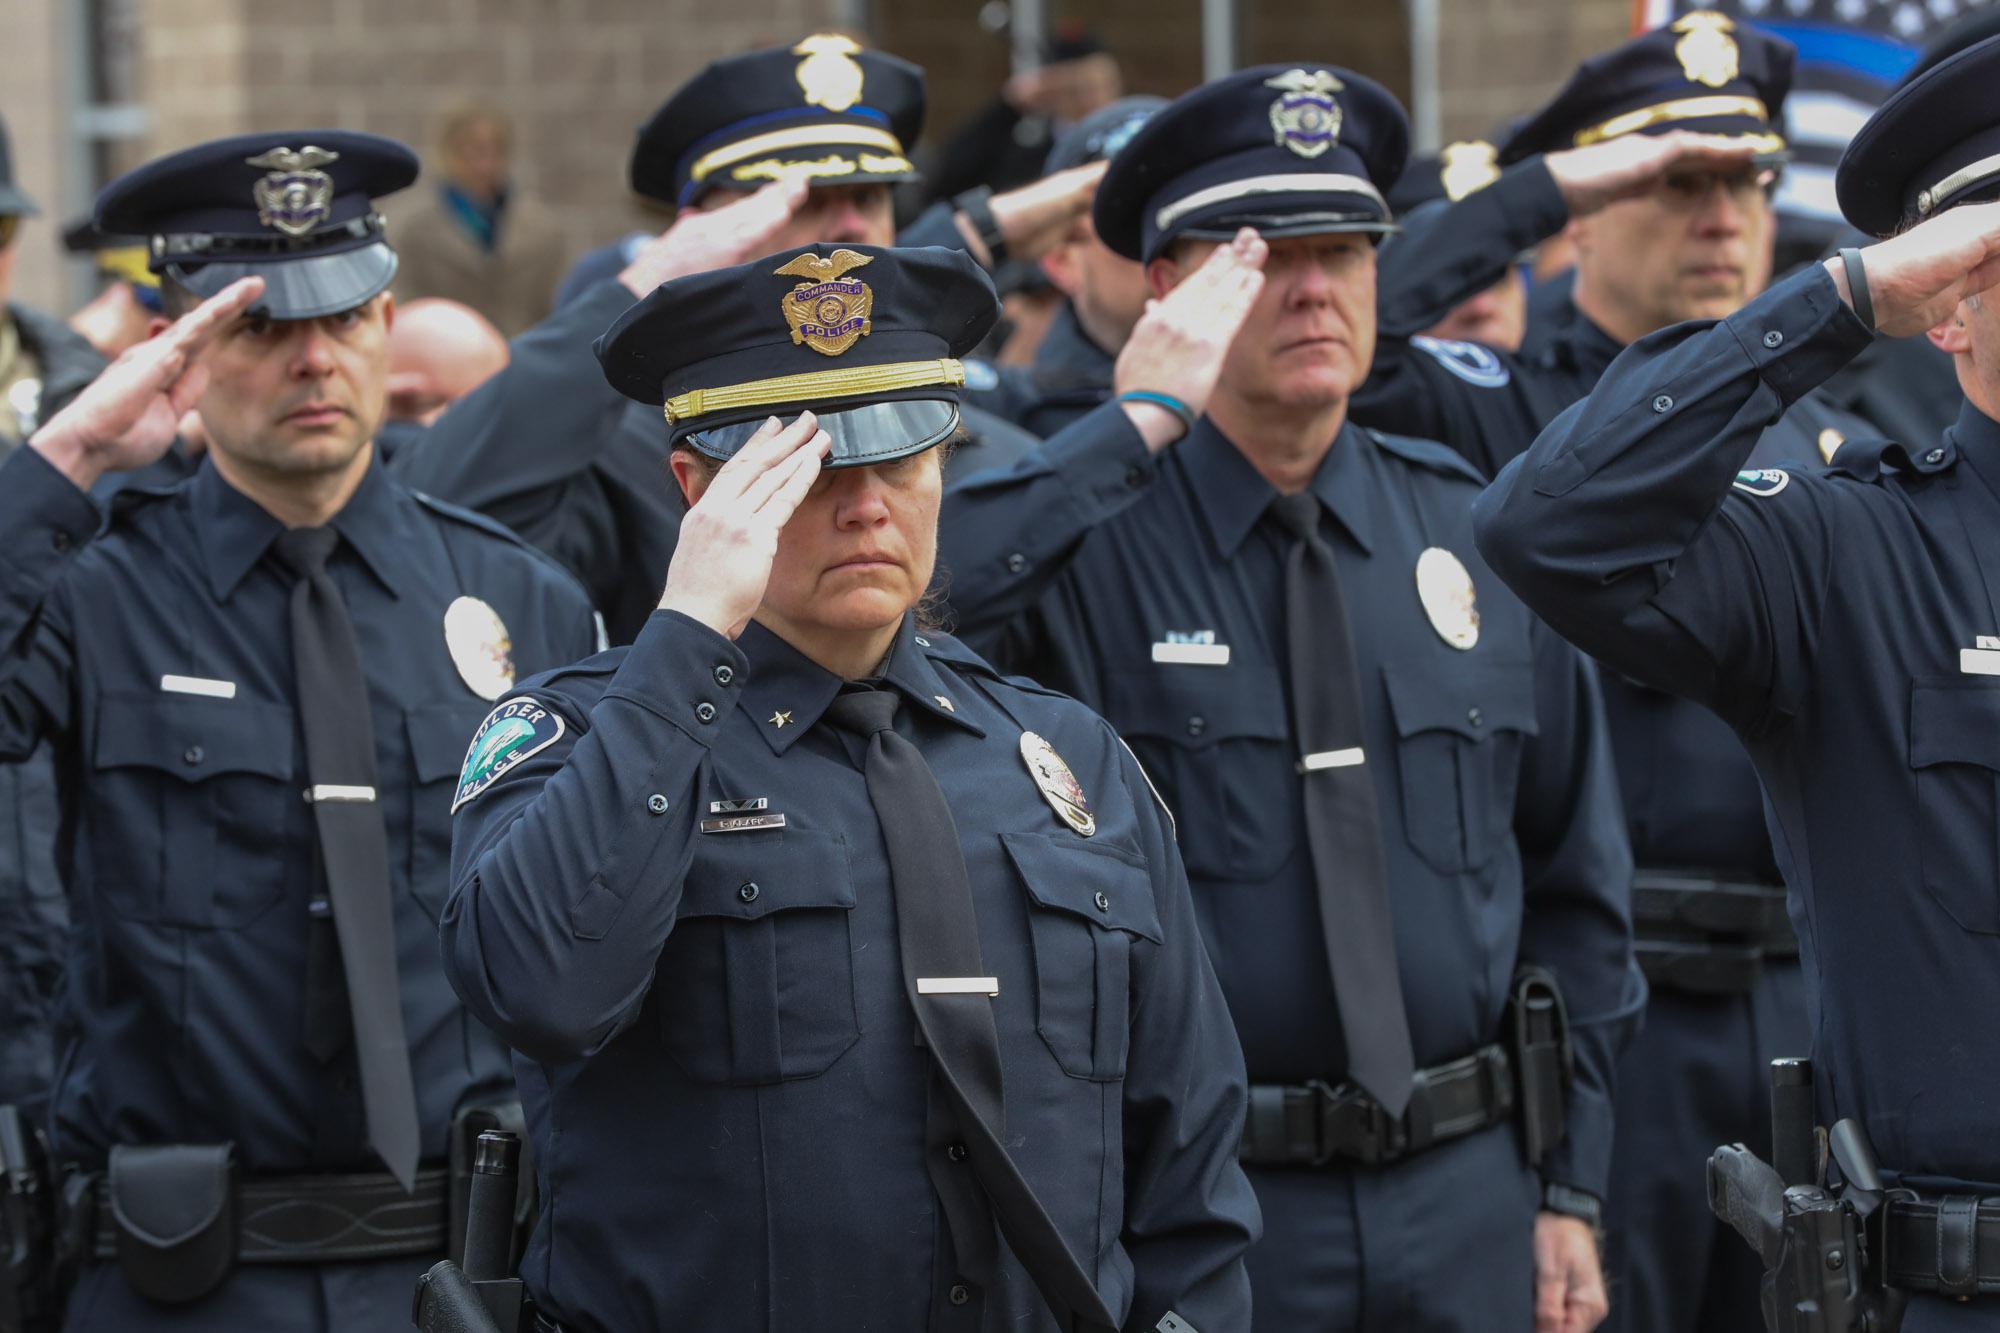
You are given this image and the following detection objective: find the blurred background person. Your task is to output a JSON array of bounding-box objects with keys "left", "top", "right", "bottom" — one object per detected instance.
[
  {"left": 1383, "top": 141, "right": 1531, "bottom": 352},
  {"left": 60, "top": 220, "right": 161, "bottom": 360},
  {"left": 383, "top": 297, "right": 510, "bottom": 428},
  {"left": 390, "top": 102, "right": 568, "bottom": 336}
]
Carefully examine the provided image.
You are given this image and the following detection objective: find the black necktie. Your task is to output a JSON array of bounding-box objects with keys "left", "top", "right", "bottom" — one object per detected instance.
[
  {"left": 1267, "top": 492, "right": 1417, "bottom": 1118},
  {"left": 821, "top": 690, "right": 1116, "bottom": 1331},
  {"left": 271, "top": 526, "right": 421, "bottom": 1190}
]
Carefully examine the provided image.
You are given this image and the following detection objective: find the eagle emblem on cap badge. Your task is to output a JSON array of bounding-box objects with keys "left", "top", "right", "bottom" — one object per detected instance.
[
  {"left": 794, "top": 33, "right": 866, "bottom": 112},
  {"left": 1265, "top": 69, "right": 1345, "bottom": 159},
  {"left": 1672, "top": 12, "right": 1739, "bottom": 89},
  {"left": 246, "top": 146, "right": 340, "bottom": 238},
  {"left": 775, "top": 249, "right": 875, "bottom": 356},
  {"left": 1439, "top": 141, "right": 1501, "bottom": 202}
]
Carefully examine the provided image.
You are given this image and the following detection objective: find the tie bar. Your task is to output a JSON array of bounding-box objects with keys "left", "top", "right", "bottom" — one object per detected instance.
[
  {"left": 1298, "top": 748, "right": 1365, "bottom": 774},
  {"left": 917, "top": 977, "right": 1000, "bottom": 996},
  {"left": 304, "top": 784, "right": 378, "bottom": 804}
]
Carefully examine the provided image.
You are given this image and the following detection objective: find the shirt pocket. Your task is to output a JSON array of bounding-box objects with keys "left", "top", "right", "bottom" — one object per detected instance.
[
  {"left": 1381, "top": 655, "right": 1539, "bottom": 876},
  {"left": 655, "top": 828, "right": 862, "bottom": 1086},
  {"left": 1003, "top": 830, "right": 1163, "bottom": 1082},
  {"left": 1104, "top": 665, "right": 1292, "bottom": 880},
  {"left": 90, "top": 694, "right": 296, "bottom": 927},
  {"left": 404, "top": 703, "right": 492, "bottom": 916},
  {"left": 1909, "top": 681, "right": 2000, "bottom": 934}
]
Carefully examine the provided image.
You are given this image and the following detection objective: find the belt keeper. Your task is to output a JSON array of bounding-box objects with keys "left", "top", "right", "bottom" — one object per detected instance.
[
  {"left": 1936, "top": 1194, "right": 1980, "bottom": 1298},
  {"left": 1838, "top": 246, "right": 1876, "bottom": 333}
]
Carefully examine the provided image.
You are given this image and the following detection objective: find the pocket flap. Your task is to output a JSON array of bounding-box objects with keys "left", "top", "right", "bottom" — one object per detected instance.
[
  {"left": 682, "top": 827, "right": 857, "bottom": 921},
  {"left": 1383, "top": 655, "right": 1539, "bottom": 743},
  {"left": 1103, "top": 665, "right": 1286, "bottom": 749},
  {"left": 407, "top": 703, "right": 492, "bottom": 783},
  {"left": 1002, "top": 830, "right": 1163, "bottom": 943},
  {"left": 94, "top": 694, "right": 294, "bottom": 783},
  {"left": 1910, "top": 682, "right": 2000, "bottom": 772}
]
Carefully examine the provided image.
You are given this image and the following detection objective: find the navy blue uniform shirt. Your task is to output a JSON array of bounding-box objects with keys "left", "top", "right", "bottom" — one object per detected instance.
[
  {"left": 938, "top": 407, "right": 1641, "bottom": 1199},
  {"left": 1473, "top": 261, "right": 2000, "bottom": 1188},
  {"left": 0, "top": 445, "right": 597, "bottom": 1172},
  {"left": 442, "top": 611, "right": 1259, "bottom": 1332}
]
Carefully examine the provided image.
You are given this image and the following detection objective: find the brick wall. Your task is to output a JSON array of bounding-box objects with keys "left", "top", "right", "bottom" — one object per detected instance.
[
  {"left": 1433, "top": 0, "right": 1632, "bottom": 143},
  {"left": 4, "top": 0, "right": 73, "bottom": 314}
]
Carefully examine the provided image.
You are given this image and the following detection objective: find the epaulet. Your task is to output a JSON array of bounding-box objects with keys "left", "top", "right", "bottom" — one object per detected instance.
[
  {"left": 511, "top": 646, "right": 629, "bottom": 698},
  {"left": 410, "top": 488, "right": 537, "bottom": 545},
  {"left": 1824, "top": 435, "right": 1956, "bottom": 484},
  {"left": 1365, "top": 427, "right": 1486, "bottom": 485},
  {"left": 915, "top": 628, "right": 1008, "bottom": 683},
  {"left": 105, "top": 478, "right": 187, "bottom": 522}
]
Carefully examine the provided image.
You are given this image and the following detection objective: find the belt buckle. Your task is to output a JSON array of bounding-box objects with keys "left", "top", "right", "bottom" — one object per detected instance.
[{"left": 1318, "top": 1081, "right": 1406, "bottom": 1167}]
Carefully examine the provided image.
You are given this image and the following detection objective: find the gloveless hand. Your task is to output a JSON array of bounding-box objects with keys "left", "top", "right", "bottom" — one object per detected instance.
[
  {"left": 1829, "top": 199, "right": 2000, "bottom": 337},
  {"left": 1113, "top": 228, "right": 1268, "bottom": 451},
  {"left": 619, "top": 175, "right": 810, "bottom": 298}
]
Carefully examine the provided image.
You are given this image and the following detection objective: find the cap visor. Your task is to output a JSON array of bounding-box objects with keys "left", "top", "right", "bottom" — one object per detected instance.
[
  {"left": 169, "top": 242, "right": 398, "bottom": 320},
  {"left": 684, "top": 399, "right": 960, "bottom": 469},
  {"left": 0, "top": 185, "right": 40, "bottom": 217}
]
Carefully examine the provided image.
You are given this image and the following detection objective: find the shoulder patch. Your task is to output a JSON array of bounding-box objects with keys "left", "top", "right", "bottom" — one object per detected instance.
[
  {"left": 1732, "top": 467, "right": 1791, "bottom": 498},
  {"left": 453, "top": 696, "right": 567, "bottom": 813},
  {"left": 961, "top": 358, "right": 1001, "bottom": 392},
  {"left": 1411, "top": 335, "right": 1512, "bottom": 388}
]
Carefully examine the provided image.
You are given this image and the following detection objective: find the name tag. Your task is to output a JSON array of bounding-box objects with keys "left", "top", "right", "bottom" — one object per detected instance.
[
  {"left": 1151, "top": 642, "right": 1231, "bottom": 667},
  {"left": 1961, "top": 648, "right": 2000, "bottom": 677},
  {"left": 160, "top": 674, "right": 237, "bottom": 699},
  {"left": 699, "top": 813, "right": 788, "bottom": 834},
  {"left": 917, "top": 977, "right": 1000, "bottom": 996},
  {"left": 1979, "top": 636, "right": 2000, "bottom": 651}
]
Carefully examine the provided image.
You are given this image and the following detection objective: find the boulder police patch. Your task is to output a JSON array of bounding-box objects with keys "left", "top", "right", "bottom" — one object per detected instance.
[
  {"left": 1264, "top": 69, "right": 1345, "bottom": 159},
  {"left": 1411, "top": 336, "right": 1510, "bottom": 388},
  {"left": 453, "top": 697, "right": 567, "bottom": 813},
  {"left": 1732, "top": 467, "right": 1790, "bottom": 498},
  {"left": 774, "top": 248, "right": 875, "bottom": 356}
]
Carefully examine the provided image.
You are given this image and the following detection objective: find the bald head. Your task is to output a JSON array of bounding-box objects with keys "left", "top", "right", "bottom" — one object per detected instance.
[{"left": 384, "top": 298, "right": 510, "bottom": 425}]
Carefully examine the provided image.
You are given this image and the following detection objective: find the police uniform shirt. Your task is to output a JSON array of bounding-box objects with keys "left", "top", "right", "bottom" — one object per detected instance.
[
  {"left": 0, "top": 445, "right": 597, "bottom": 1172},
  {"left": 938, "top": 410, "right": 1640, "bottom": 1202},
  {"left": 1472, "top": 260, "right": 2000, "bottom": 1188},
  {"left": 441, "top": 611, "right": 1260, "bottom": 1330}
]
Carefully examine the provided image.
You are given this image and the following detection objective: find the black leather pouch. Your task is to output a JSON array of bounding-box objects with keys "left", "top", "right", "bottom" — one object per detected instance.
[{"left": 107, "top": 1143, "right": 236, "bottom": 1304}]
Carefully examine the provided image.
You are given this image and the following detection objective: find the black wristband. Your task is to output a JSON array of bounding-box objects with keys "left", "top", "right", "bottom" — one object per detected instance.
[
  {"left": 953, "top": 186, "right": 1009, "bottom": 270},
  {"left": 1542, "top": 1182, "right": 1604, "bottom": 1229},
  {"left": 1838, "top": 246, "right": 1876, "bottom": 332}
]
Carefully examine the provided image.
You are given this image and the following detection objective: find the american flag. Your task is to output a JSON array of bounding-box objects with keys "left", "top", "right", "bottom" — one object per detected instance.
[{"left": 1638, "top": 0, "right": 1984, "bottom": 239}]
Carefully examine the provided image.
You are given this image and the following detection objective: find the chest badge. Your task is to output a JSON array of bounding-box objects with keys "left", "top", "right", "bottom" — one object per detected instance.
[
  {"left": 1415, "top": 547, "right": 1480, "bottom": 651},
  {"left": 1020, "top": 731, "right": 1096, "bottom": 837},
  {"left": 444, "top": 596, "right": 516, "bottom": 701}
]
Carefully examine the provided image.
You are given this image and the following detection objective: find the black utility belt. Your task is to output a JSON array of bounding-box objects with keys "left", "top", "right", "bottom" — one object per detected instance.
[
  {"left": 84, "top": 1143, "right": 448, "bottom": 1305},
  {"left": 1885, "top": 1195, "right": 2000, "bottom": 1297},
  {"left": 1632, "top": 871, "right": 1797, "bottom": 995},
  {"left": 1240, "top": 1044, "right": 1514, "bottom": 1168}
]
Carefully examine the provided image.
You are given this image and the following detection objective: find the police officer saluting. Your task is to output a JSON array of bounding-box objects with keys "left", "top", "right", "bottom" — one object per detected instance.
[
  {"left": 440, "top": 242, "right": 1260, "bottom": 1331},
  {"left": 937, "top": 67, "right": 1640, "bottom": 1332},
  {"left": 0, "top": 132, "right": 596, "bottom": 1329},
  {"left": 1475, "top": 32, "right": 2000, "bottom": 1329}
]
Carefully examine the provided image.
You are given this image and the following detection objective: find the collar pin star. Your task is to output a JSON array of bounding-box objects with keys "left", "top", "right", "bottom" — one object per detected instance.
[{"left": 769, "top": 710, "right": 793, "bottom": 728}]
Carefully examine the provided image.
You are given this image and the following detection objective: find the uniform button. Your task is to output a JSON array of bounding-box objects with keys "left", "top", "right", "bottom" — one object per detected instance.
[
  {"left": 1093, "top": 890, "right": 1110, "bottom": 913},
  {"left": 1125, "top": 465, "right": 1148, "bottom": 488},
  {"left": 1926, "top": 448, "right": 1947, "bottom": 465},
  {"left": 1005, "top": 552, "right": 1027, "bottom": 574},
  {"left": 1651, "top": 395, "right": 1673, "bottom": 414},
  {"left": 949, "top": 1284, "right": 971, "bottom": 1306},
  {"left": 182, "top": 745, "right": 204, "bottom": 766},
  {"left": 738, "top": 882, "right": 759, "bottom": 904},
  {"left": 713, "top": 664, "right": 734, "bottom": 686},
  {"left": 646, "top": 793, "right": 670, "bottom": 815},
  {"left": 1186, "top": 715, "right": 1206, "bottom": 737},
  {"left": 695, "top": 701, "right": 717, "bottom": 723},
  {"left": 1467, "top": 707, "right": 1484, "bottom": 728},
  {"left": 1762, "top": 330, "right": 1784, "bottom": 348},
  {"left": 50, "top": 530, "right": 71, "bottom": 553},
  {"left": 947, "top": 1141, "right": 968, "bottom": 1162}
]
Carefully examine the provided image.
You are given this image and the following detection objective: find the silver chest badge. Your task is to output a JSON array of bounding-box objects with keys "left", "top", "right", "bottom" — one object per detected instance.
[
  {"left": 246, "top": 145, "right": 340, "bottom": 238},
  {"left": 443, "top": 596, "right": 516, "bottom": 702},
  {"left": 1415, "top": 547, "right": 1480, "bottom": 651},
  {"left": 1020, "top": 732, "right": 1096, "bottom": 837}
]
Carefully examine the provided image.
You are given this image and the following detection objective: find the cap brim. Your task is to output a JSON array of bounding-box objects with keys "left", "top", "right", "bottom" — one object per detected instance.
[
  {"left": 688, "top": 156, "right": 922, "bottom": 207},
  {"left": 0, "top": 184, "right": 40, "bottom": 217},
  {"left": 683, "top": 399, "right": 959, "bottom": 469},
  {"left": 169, "top": 242, "right": 398, "bottom": 320}
]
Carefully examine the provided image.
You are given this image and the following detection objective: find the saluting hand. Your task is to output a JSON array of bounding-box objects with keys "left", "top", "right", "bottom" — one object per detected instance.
[
  {"left": 1834, "top": 199, "right": 2000, "bottom": 337},
  {"left": 619, "top": 175, "right": 811, "bottom": 298},
  {"left": 1113, "top": 227, "right": 1268, "bottom": 451},
  {"left": 658, "top": 413, "right": 832, "bottom": 639},
  {"left": 29, "top": 275, "right": 264, "bottom": 493},
  {"left": 1544, "top": 130, "right": 1765, "bottom": 217},
  {"left": 973, "top": 160, "right": 1111, "bottom": 264},
  {"left": 1534, "top": 1212, "right": 1609, "bottom": 1333}
]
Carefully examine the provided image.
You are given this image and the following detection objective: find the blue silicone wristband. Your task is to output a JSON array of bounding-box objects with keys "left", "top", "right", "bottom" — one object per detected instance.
[{"left": 1116, "top": 390, "right": 1197, "bottom": 431}]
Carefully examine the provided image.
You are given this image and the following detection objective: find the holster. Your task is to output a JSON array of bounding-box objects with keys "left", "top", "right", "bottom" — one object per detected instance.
[
  {"left": 1507, "top": 966, "right": 1573, "bottom": 1169},
  {"left": 0, "top": 1107, "right": 60, "bottom": 1333},
  {"left": 104, "top": 1143, "right": 236, "bottom": 1306},
  {"left": 448, "top": 1103, "right": 533, "bottom": 1270}
]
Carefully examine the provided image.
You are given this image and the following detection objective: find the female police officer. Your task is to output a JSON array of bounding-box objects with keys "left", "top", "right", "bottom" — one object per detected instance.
[{"left": 439, "top": 242, "right": 1261, "bottom": 1332}]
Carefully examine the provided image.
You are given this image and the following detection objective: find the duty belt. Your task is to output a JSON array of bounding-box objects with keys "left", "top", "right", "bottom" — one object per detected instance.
[
  {"left": 91, "top": 1165, "right": 449, "bottom": 1264},
  {"left": 1884, "top": 1195, "right": 2000, "bottom": 1298},
  {"left": 1240, "top": 1044, "right": 1513, "bottom": 1168},
  {"left": 1632, "top": 870, "right": 1797, "bottom": 995}
]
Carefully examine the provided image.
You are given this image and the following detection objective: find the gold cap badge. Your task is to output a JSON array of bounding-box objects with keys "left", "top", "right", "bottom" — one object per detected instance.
[
  {"left": 774, "top": 249, "right": 875, "bottom": 357},
  {"left": 1672, "top": 13, "right": 1740, "bottom": 90},
  {"left": 1020, "top": 731, "right": 1096, "bottom": 837},
  {"left": 794, "top": 34, "right": 866, "bottom": 113},
  {"left": 1265, "top": 69, "right": 1345, "bottom": 160},
  {"left": 1439, "top": 141, "right": 1501, "bottom": 202},
  {"left": 443, "top": 596, "right": 517, "bottom": 701},
  {"left": 245, "top": 145, "right": 340, "bottom": 238},
  {"left": 1415, "top": 547, "right": 1480, "bottom": 651}
]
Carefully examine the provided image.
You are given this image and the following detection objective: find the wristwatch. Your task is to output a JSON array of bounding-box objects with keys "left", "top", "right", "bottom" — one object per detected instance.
[
  {"left": 1542, "top": 1182, "right": 1604, "bottom": 1229},
  {"left": 952, "top": 186, "right": 1010, "bottom": 269}
]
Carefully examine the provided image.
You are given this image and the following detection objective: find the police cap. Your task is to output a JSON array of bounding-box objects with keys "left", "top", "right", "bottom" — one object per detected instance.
[
  {"left": 1043, "top": 96, "right": 1166, "bottom": 177},
  {"left": 1387, "top": 139, "right": 1504, "bottom": 216},
  {"left": 1838, "top": 32, "right": 2000, "bottom": 237},
  {"left": 94, "top": 130, "right": 417, "bottom": 321},
  {"left": 630, "top": 35, "right": 925, "bottom": 208},
  {"left": 1498, "top": 13, "right": 1791, "bottom": 165},
  {"left": 596, "top": 243, "right": 998, "bottom": 468},
  {"left": 1093, "top": 64, "right": 1408, "bottom": 263}
]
